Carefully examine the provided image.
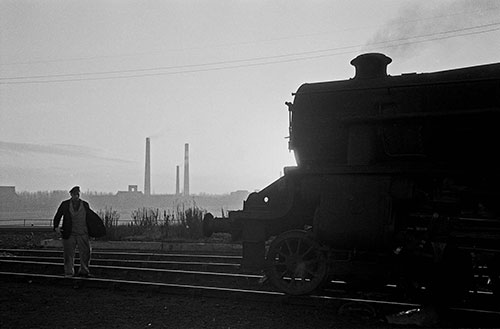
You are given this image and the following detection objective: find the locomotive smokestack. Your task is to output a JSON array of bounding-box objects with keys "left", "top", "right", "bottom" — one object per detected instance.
[
  {"left": 176, "top": 165, "right": 180, "bottom": 196},
  {"left": 351, "top": 53, "right": 392, "bottom": 79},
  {"left": 183, "top": 143, "right": 190, "bottom": 196},
  {"left": 144, "top": 137, "right": 151, "bottom": 196}
]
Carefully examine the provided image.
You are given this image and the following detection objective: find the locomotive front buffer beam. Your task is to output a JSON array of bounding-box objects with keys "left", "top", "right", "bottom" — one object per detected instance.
[{"left": 203, "top": 213, "right": 267, "bottom": 270}]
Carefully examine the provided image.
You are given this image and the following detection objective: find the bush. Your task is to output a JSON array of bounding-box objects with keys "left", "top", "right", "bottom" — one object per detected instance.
[
  {"left": 175, "top": 203, "right": 204, "bottom": 240},
  {"left": 97, "top": 203, "right": 206, "bottom": 241},
  {"left": 96, "top": 207, "right": 120, "bottom": 240}
]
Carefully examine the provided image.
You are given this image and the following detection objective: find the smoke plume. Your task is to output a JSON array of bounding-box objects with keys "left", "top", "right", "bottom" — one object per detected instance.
[{"left": 363, "top": 0, "right": 500, "bottom": 61}]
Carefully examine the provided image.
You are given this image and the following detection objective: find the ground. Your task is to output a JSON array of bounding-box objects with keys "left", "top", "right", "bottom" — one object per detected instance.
[
  {"left": 0, "top": 231, "right": 55, "bottom": 249},
  {"left": 0, "top": 280, "right": 395, "bottom": 329},
  {"left": 1, "top": 232, "right": 393, "bottom": 329}
]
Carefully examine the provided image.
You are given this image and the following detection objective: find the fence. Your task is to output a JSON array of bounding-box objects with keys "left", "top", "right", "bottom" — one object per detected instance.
[
  {"left": 0, "top": 218, "right": 53, "bottom": 227},
  {"left": 0, "top": 218, "right": 195, "bottom": 228}
]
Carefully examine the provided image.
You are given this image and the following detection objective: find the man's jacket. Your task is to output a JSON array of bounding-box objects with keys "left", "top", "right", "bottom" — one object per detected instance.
[{"left": 53, "top": 199, "right": 106, "bottom": 239}]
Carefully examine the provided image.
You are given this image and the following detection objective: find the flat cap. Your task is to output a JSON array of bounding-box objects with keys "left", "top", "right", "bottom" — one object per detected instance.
[{"left": 69, "top": 186, "right": 80, "bottom": 194}]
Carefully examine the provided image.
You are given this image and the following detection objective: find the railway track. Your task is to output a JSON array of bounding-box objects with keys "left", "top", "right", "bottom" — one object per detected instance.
[{"left": 1, "top": 247, "right": 499, "bottom": 327}]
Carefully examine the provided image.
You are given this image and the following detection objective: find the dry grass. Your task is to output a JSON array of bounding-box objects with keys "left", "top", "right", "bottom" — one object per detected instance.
[{"left": 98, "top": 203, "right": 206, "bottom": 242}]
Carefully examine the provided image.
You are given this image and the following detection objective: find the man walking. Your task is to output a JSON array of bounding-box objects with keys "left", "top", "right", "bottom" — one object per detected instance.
[{"left": 53, "top": 186, "right": 93, "bottom": 277}]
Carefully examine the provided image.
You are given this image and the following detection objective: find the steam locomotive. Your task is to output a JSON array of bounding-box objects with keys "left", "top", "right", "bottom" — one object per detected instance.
[{"left": 203, "top": 53, "right": 500, "bottom": 299}]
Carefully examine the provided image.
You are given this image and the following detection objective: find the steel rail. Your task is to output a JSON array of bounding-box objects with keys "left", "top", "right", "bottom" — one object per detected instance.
[
  {"left": 0, "top": 259, "right": 262, "bottom": 279},
  {"left": 1, "top": 270, "right": 499, "bottom": 317},
  {"left": 0, "top": 248, "right": 242, "bottom": 259},
  {"left": 0, "top": 255, "right": 241, "bottom": 267},
  {"left": 0, "top": 270, "right": 268, "bottom": 291}
]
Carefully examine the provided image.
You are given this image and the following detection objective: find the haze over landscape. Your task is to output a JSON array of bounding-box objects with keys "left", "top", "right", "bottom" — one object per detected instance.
[{"left": 1, "top": 0, "right": 499, "bottom": 195}]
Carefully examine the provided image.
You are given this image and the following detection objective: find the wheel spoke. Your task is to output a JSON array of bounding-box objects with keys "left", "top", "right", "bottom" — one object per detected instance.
[
  {"left": 301, "top": 245, "right": 315, "bottom": 258},
  {"left": 284, "top": 240, "right": 292, "bottom": 255},
  {"left": 277, "top": 250, "right": 289, "bottom": 259},
  {"left": 296, "top": 237, "right": 302, "bottom": 256}
]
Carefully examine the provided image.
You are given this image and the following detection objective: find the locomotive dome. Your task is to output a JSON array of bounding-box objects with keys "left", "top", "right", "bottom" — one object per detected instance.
[{"left": 350, "top": 53, "right": 392, "bottom": 79}]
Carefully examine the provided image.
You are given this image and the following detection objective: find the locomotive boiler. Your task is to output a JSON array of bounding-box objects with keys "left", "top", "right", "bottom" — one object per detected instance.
[{"left": 203, "top": 53, "right": 500, "bottom": 297}]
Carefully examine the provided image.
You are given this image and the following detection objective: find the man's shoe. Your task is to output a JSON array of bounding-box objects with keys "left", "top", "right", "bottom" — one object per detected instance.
[{"left": 78, "top": 273, "right": 93, "bottom": 278}]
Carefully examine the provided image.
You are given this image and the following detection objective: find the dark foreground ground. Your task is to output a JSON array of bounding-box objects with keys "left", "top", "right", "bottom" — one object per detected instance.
[
  {"left": 2, "top": 232, "right": 391, "bottom": 329},
  {"left": 1, "top": 280, "right": 399, "bottom": 329},
  {"left": 1, "top": 233, "right": 499, "bottom": 328}
]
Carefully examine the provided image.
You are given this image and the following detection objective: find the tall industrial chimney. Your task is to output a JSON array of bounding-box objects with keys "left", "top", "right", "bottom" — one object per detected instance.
[
  {"left": 175, "top": 165, "right": 180, "bottom": 195},
  {"left": 183, "top": 143, "right": 189, "bottom": 196},
  {"left": 144, "top": 137, "right": 151, "bottom": 196}
]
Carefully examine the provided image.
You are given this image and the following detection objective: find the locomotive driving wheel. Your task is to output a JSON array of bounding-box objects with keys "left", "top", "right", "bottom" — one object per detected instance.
[{"left": 265, "top": 230, "right": 328, "bottom": 295}]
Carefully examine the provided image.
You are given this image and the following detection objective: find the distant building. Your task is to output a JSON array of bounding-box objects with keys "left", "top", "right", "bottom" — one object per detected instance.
[
  {"left": 0, "top": 186, "right": 19, "bottom": 210},
  {"left": 0, "top": 186, "right": 17, "bottom": 198},
  {"left": 230, "top": 190, "right": 250, "bottom": 199},
  {"left": 116, "top": 185, "right": 143, "bottom": 196}
]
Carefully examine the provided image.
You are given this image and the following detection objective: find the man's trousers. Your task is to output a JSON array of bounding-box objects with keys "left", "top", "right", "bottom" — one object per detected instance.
[{"left": 62, "top": 234, "right": 91, "bottom": 276}]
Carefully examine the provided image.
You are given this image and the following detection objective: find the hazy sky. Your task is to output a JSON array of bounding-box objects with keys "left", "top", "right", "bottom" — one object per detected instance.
[{"left": 1, "top": 0, "right": 499, "bottom": 194}]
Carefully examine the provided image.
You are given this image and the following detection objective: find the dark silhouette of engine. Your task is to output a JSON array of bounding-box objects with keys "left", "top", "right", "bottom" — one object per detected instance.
[{"left": 204, "top": 53, "right": 500, "bottom": 299}]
